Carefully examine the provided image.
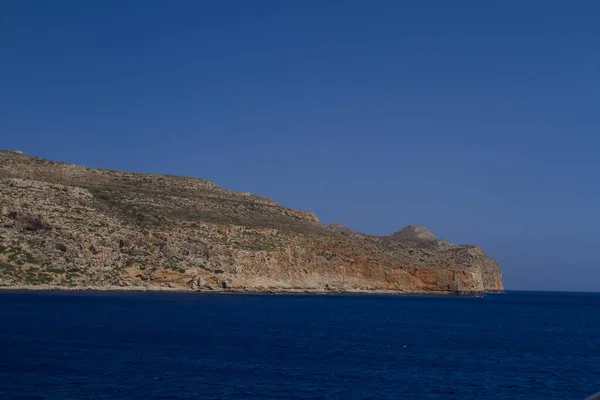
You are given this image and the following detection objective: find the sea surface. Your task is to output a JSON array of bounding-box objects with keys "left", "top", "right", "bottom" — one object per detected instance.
[{"left": 0, "top": 291, "right": 598, "bottom": 400}]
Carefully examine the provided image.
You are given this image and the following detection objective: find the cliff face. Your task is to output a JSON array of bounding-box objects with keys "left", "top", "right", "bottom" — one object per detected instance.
[{"left": 0, "top": 151, "right": 503, "bottom": 294}]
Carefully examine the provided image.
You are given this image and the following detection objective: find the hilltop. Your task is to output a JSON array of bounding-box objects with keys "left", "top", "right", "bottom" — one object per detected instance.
[{"left": 0, "top": 150, "right": 503, "bottom": 294}]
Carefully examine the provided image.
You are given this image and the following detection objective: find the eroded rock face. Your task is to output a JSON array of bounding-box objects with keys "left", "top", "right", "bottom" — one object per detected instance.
[{"left": 0, "top": 151, "right": 503, "bottom": 294}]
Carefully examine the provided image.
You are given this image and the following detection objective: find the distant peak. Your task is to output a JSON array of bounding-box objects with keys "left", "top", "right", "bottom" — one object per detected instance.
[{"left": 390, "top": 225, "right": 437, "bottom": 243}]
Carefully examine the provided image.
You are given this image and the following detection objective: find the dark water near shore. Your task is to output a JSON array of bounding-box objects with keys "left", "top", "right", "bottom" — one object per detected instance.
[{"left": 0, "top": 291, "right": 598, "bottom": 400}]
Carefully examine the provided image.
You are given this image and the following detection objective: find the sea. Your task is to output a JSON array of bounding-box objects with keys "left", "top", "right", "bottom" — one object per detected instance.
[{"left": 0, "top": 291, "right": 598, "bottom": 400}]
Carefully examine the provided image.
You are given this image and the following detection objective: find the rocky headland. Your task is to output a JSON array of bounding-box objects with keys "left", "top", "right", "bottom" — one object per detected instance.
[{"left": 0, "top": 150, "right": 503, "bottom": 295}]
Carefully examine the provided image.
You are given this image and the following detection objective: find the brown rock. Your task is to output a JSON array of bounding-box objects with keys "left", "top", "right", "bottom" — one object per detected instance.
[{"left": 0, "top": 150, "right": 503, "bottom": 294}]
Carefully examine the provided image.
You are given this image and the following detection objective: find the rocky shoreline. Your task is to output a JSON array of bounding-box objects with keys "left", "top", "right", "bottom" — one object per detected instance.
[
  {"left": 0, "top": 150, "right": 503, "bottom": 295},
  {"left": 0, "top": 284, "right": 490, "bottom": 296}
]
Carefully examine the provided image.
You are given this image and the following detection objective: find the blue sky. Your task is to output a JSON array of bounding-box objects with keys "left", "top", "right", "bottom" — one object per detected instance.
[{"left": 2, "top": 1, "right": 599, "bottom": 291}]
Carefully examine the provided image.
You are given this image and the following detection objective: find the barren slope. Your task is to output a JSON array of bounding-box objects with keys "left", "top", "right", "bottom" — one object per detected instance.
[{"left": 0, "top": 150, "right": 503, "bottom": 294}]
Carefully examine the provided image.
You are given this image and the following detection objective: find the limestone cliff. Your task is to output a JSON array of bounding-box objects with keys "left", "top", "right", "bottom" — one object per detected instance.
[{"left": 0, "top": 150, "right": 503, "bottom": 294}]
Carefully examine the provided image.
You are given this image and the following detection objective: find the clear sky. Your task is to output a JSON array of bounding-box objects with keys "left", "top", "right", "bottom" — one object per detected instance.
[{"left": 1, "top": 1, "right": 599, "bottom": 292}]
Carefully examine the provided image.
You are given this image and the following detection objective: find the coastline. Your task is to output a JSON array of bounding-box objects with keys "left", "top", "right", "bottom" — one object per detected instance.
[
  {"left": 0, "top": 152, "right": 504, "bottom": 300},
  {"left": 0, "top": 284, "right": 491, "bottom": 296}
]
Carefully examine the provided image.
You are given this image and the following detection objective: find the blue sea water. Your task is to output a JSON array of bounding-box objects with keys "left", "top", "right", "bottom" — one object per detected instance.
[{"left": 0, "top": 291, "right": 598, "bottom": 400}]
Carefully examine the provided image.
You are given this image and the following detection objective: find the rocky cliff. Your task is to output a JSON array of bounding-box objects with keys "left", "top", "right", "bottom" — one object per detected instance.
[{"left": 0, "top": 150, "right": 503, "bottom": 294}]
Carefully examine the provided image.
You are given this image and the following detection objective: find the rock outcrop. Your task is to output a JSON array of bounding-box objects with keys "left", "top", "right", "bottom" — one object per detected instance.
[{"left": 0, "top": 151, "right": 503, "bottom": 294}]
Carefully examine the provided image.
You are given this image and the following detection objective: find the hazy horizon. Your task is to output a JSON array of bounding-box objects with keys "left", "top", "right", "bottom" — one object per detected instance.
[{"left": 2, "top": 1, "right": 599, "bottom": 292}]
